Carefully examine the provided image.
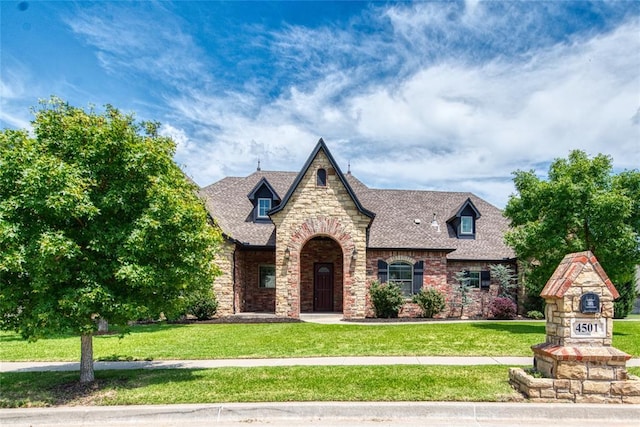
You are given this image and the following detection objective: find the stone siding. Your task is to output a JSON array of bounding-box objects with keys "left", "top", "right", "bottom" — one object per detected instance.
[
  {"left": 510, "top": 368, "right": 640, "bottom": 404},
  {"left": 212, "top": 239, "right": 236, "bottom": 316},
  {"left": 270, "top": 150, "right": 370, "bottom": 319}
]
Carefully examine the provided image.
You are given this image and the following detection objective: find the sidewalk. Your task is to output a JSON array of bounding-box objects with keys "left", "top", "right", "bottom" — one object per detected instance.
[{"left": 2, "top": 355, "right": 639, "bottom": 373}]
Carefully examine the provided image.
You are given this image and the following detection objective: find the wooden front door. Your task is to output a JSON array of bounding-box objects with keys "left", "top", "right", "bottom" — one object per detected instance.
[{"left": 314, "top": 263, "right": 334, "bottom": 312}]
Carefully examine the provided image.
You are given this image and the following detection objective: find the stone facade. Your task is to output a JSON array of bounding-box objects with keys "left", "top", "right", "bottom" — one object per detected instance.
[
  {"left": 510, "top": 251, "right": 638, "bottom": 403},
  {"left": 270, "top": 150, "right": 371, "bottom": 319},
  {"left": 212, "top": 239, "right": 236, "bottom": 317},
  {"left": 509, "top": 367, "right": 640, "bottom": 403},
  {"left": 202, "top": 139, "right": 516, "bottom": 320}
]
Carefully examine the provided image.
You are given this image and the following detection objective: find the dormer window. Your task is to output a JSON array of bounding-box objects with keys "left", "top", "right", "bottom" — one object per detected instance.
[
  {"left": 447, "top": 198, "right": 481, "bottom": 239},
  {"left": 248, "top": 177, "right": 280, "bottom": 223},
  {"left": 317, "top": 168, "right": 327, "bottom": 186},
  {"left": 460, "top": 215, "right": 473, "bottom": 234},
  {"left": 258, "top": 198, "right": 271, "bottom": 218}
]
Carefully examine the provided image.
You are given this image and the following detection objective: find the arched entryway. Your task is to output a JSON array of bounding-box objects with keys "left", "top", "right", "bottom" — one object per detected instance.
[{"left": 300, "top": 236, "right": 344, "bottom": 313}]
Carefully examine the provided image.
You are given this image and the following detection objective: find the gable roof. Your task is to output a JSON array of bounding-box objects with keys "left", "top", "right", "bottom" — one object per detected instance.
[
  {"left": 447, "top": 198, "right": 481, "bottom": 222},
  {"left": 247, "top": 177, "right": 282, "bottom": 202},
  {"left": 199, "top": 142, "right": 515, "bottom": 260},
  {"left": 269, "top": 138, "right": 375, "bottom": 219},
  {"left": 540, "top": 251, "right": 619, "bottom": 299}
]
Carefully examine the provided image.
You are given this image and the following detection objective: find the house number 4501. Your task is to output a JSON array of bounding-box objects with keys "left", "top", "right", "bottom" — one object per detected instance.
[{"left": 570, "top": 318, "right": 606, "bottom": 338}]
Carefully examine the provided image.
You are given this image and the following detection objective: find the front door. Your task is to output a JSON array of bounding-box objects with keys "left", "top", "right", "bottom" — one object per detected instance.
[{"left": 314, "top": 263, "right": 334, "bottom": 312}]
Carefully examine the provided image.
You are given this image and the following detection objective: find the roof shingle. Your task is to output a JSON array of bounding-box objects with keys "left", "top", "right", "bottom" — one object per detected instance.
[{"left": 199, "top": 170, "right": 515, "bottom": 260}]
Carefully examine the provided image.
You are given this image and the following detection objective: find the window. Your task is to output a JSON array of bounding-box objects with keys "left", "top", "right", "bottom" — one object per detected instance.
[
  {"left": 317, "top": 168, "right": 327, "bottom": 186},
  {"left": 259, "top": 265, "right": 275, "bottom": 288},
  {"left": 389, "top": 262, "right": 414, "bottom": 297},
  {"left": 467, "top": 271, "right": 480, "bottom": 288},
  {"left": 257, "top": 198, "right": 271, "bottom": 218},
  {"left": 461, "top": 216, "right": 473, "bottom": 234}
]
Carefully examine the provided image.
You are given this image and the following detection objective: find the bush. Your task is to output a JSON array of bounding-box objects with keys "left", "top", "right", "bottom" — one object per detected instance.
[
  {"left": 187, "top": 290, "right": 218, "bottom": 320},
  {"left": 490, "top": 297, "right": 517, "bottom": 320},
  {"left": 412, "top": 288, "right": 446, "bottom": 318},
  {"left": 369, "top": 281, "right": 404, "bottom": 318},
  {"left": 526, "top": 310, "right": 544, "bottom": 320}
]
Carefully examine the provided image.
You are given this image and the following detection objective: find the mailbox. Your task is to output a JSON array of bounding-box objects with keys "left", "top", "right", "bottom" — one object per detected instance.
[{"left": 579, "top": 292, "right": 600, "bottom": 314}]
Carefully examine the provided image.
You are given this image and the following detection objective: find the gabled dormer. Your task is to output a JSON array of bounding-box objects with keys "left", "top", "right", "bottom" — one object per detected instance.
[
  {"left": 247, "top": 177, "right": 281, "bottom": 222},
  {"left": 447, "top": 198, "right": 481, "bottom": 239}
]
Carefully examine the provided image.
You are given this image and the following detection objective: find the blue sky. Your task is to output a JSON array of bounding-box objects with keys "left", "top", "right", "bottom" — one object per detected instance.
[{"left": 2, "top": 1, "right": 639, "bottom": 208}]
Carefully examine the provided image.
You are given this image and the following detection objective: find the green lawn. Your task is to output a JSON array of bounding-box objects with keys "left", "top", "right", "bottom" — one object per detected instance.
[
  {"left": 0, "top": 365, "right": 523, "bottom": 407},
  {"left": 2, "top": 321, "right": 639, "bottom": 361}
]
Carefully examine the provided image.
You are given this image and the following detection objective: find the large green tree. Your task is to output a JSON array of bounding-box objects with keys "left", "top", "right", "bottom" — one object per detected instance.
[
  {"left": 504, "top": 150, "right": 640, "bottom": 317},
  {"left": 0, "top": 98, "right": 221, "bottom": 382}
]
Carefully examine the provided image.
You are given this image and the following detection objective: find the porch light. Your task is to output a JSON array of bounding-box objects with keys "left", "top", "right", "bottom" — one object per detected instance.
[
  {"left": 284, "top": 247, "right": 290, "bottom": 260},
  {"left": 352, "top": 247, "right": 358, "bottom": 260}
]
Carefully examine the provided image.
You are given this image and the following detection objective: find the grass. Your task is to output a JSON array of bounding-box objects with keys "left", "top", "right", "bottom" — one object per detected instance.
[
  {"left": 0, "top": 365, "right": 523, "bottom": 407},
  {"left": 2, "top": 321, "right": 639, "bottom": 362}
]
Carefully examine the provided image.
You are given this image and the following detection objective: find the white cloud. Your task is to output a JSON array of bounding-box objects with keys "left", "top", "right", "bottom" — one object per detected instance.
[{"left": 20, "top": 1, "right": 636, "bottom": 209}]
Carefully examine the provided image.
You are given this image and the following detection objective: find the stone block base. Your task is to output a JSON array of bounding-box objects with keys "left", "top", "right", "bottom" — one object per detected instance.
[{"left": 509, "top": 368, "right": 640, "bottom": 403}]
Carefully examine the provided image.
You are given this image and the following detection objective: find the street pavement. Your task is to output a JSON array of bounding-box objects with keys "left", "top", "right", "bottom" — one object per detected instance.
[{"left": 2, "top": 402, "right": 640, "bottom": 427}]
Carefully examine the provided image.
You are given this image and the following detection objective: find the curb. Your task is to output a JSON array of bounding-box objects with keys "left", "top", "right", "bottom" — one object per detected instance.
[{"left": 2, "top": 402, "right": 640, "bottom": 426}]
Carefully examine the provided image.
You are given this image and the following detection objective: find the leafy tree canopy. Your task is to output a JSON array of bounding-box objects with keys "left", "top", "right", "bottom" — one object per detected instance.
[
  {"left": 0, "top": 98, "right": 221, "bottom": 380},
  {"left": 504, "top": 150, "right": 640, "bottom": 316}
]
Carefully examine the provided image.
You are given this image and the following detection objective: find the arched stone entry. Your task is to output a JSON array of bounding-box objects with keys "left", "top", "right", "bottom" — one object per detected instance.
[
  {"left": 276, "top": 216, "right": 364, "bottom": 319},
  {"left": 300, "top": 236, "right": 344, "bottom": 313}
]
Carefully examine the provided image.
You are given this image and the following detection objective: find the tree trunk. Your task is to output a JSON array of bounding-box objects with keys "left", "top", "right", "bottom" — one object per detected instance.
[{"left": 80, "top": 334, "right": 95, "bottom": 383}]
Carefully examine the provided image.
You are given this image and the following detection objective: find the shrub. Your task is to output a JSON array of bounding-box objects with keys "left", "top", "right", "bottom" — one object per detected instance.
[
  {"left": 369, "top": 281, "right": 404, "bottom": 318},
  {"left": 490, "top": 297, "right": 517, "bottom": 320},
  {"left": 412, "top": 288, "right": 446, "bottom": 318},
  {"left": 187, "top": 290, "right": 218, "bottom": 320},
  {"left": 526, "top": 310, "right": 544, "bottom": 320}
]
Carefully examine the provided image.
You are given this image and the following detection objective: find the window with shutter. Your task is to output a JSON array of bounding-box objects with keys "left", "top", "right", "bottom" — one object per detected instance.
[
  {"left": 377, "top": 260, "right": 388, "bottom": 283},
  {"left": 480, "top": 271, "right": 491, "bottom": 290}
]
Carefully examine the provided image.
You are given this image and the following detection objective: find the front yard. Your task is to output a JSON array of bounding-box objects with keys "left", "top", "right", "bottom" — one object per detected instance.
[
  {"left": 1, "top": 320, "right": 638, "bottom": 407},
  {"left": 2, "top": 321, "right": 639, "bottom": 361}
]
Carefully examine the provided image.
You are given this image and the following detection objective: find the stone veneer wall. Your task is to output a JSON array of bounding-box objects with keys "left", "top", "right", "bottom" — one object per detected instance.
[
  {"left": 509, "top": 368, "right": 640, "bottom": 404},
  {"left": 543, "top": 263, "right": 614, "bottom": 347},
  {"left": 212, "top": 239, "right": 236, "bottom": 316},
  {"left": 270, "top": 150, "right": 370, "bottom": 319}
]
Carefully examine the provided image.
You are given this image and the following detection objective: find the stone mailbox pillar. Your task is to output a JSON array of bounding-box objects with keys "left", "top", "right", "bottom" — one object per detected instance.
[{"left": 509, "top": 251, "right": 640, "bottom": 403}]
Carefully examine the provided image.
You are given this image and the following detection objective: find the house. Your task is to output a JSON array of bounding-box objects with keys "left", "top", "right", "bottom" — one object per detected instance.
[{"left": 199, "top": 139, "right": 516, "bottom": 319}]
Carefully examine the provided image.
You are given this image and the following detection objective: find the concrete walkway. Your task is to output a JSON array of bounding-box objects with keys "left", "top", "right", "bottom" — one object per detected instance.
[{"left": 2, "top": 355, "right": 639, "bottom": 373}]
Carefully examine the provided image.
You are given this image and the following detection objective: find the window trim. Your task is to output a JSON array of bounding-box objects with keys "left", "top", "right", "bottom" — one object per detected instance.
[
  {"left": 467, "top": 270, "right": 481, "bottom": 288},
  {"left": 460, "top": 215, "right": 473, "bottom": 234},
  {"left": 388, "top": 261, "right": 416, "bottom": 297},
  {"left": 257, "top": 198, "right": 272, "bottom": 218},
  {"left": 259, "top": 264, "right": 276, "bottom": 289}
]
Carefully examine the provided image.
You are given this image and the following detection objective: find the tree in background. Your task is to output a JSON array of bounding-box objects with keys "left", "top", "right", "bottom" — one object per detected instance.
[
  {"left": 504, "top": 150, "right": 639, "bottom": 317},
  {"left": 489, "top": 264, "right": 518, "bottom": 300},
  {"left": 453, "top": 271, "right": 473, "bottom": 318},
  {"left": 0, "top": 98, "right": 221, "bottom": 382}
]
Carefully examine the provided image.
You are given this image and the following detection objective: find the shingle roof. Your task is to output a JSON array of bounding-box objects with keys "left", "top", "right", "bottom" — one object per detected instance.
[{"left": 199, "top": 171, "right": 515, "bottom": 260}]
